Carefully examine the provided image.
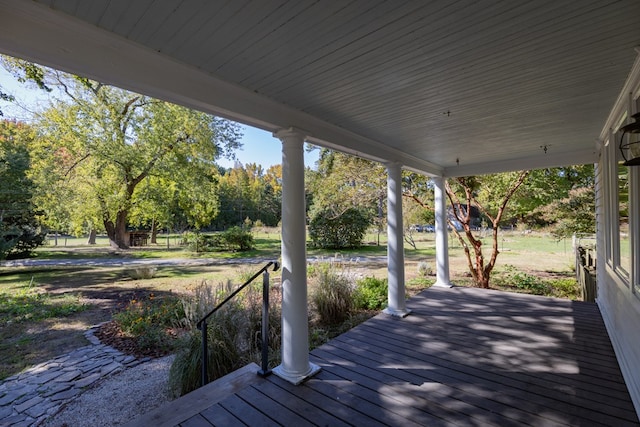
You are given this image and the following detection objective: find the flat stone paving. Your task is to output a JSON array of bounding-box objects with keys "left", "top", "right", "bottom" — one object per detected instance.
[{"left": 0, "top": 325, "right": 146, "bottom": 427}]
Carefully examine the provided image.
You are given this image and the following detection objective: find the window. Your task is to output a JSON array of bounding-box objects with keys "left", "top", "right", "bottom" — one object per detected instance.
[{"left": 618, "top": 163, "right": 631, "bottom": 277}]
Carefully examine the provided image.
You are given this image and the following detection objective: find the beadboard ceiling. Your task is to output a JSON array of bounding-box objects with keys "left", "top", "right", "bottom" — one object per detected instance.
[{"left": 1, "top": 0, "right": 640, "bottom": 176}]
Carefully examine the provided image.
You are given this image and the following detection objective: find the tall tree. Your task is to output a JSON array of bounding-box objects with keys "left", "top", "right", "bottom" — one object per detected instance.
[
  {"left": 0, "top": 120, "right": 45, "bottom": 259},
  {"left": 509, "top": 165, "right": 594, "bottom": 226},
  {"left": 4, "top": 61, "right": 242, "bottom": 248},
  {"left": 308, "top": 150, "right": 386, "bottom": 216},
  {"left": 446, "top": 172, "right": 530, "bottom": 288},
  {"left": 540, "top": 186, "right": 596, "bottom": 239},
  {"left": 214, "top": 162, "right": 282, "bottom": 229}
]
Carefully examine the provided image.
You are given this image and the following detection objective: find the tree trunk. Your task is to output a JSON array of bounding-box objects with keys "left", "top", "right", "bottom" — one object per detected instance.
[
  {"left": 476, "top": 274, "right": 490, "bottom": 288},
  {"left": 86, "top": 229, "right": 96, "bottom": 245},
  {"left": 104, "top": 211, "right": 129, "bottom": 249},
  {"left": 114, "top": 210, "right": 128, "bottom": 248},
  {"left": 151, "top": 218, "right": 158, "bottom": 244}
]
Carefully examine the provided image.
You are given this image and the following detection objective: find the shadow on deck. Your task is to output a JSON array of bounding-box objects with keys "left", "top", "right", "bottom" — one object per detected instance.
[{"left": 127, "top": 286, "right": 640, "bottom": 426}]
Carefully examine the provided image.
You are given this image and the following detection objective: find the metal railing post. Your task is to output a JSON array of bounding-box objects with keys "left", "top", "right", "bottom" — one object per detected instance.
[
  {"left": 195, "top": 261, "right": 279, "bottom": 388},
  {"left": 200, "top": 319, "right": 208, "bottom": 386},
  {"left": 258, "top": 268, "right": 272, "bottom": 377}
]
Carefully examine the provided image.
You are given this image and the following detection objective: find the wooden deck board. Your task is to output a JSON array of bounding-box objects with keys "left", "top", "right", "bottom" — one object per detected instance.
[
  {"left": 217, "top": 393, "right": 281, "bottom": 427},
  {"left": 130, "top": 287, "right": 640, "bottom": 426},
  {"left": 178, "top": 413, "right": 214, "bottom": 427},
  {"left": 235, "top": 383, "right": 316, "bottom": 427},
  {"left": 354, "top": 318, "right": 634, "bottom": 404}
]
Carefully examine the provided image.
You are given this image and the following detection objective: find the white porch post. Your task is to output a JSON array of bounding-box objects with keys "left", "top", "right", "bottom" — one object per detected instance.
[
  {"left": 433, "top": 176, "right": 453, "bottom": 287},
  {"left": 384, "top": 162, "right": 411, "bottom": 317},
  {"left": 272, "top": 127, "right": 320, "bottom": 385}
]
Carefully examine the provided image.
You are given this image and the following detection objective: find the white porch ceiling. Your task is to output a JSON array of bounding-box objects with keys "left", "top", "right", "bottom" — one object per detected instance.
[{"left": 1, "top": 0, "right": 639, "bottom": 176}]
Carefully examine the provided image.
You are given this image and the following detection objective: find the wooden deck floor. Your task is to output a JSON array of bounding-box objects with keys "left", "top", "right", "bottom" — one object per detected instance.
[{"left": 129, "top": 287, "right": 640, "bottom": 427}]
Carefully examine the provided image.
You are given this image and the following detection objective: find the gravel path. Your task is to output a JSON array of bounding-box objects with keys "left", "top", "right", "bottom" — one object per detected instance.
[
  {"left": 42, "top": 355, "right": 174, "bottom": 427},
  {"left": 0, "top": 325, "right": 175, "bottom": 427},
  {"left": 0, "top": 255, "right": 387, "bottom": 268}
]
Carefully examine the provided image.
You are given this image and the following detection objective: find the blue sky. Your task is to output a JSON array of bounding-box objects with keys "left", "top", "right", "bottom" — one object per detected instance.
[
  {"left": 0, "top": 67, "right": 318, "bottom": 170},
  {"left": 218, "top": 125, "right": 320, "bottom": 170}
]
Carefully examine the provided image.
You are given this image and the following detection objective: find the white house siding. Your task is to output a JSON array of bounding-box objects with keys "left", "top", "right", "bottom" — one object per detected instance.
[{"left": 596, "top": 54, "right": 640, "bottom": 419}]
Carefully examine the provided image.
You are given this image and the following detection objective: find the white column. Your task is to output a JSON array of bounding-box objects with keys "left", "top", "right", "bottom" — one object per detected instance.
[
  {"left": 433, "top": 176, "right": 453, "bottom": 287},
  {"left": 272, "top": 127, "right": 320, "bottom": 385},
  {"left": 384, "top": 162, "right": 411, "bottom": 317}
]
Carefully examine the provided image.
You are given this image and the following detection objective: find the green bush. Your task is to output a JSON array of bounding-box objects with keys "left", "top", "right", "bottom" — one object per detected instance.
[
  {"left": 310, "top": 262, "right": 354, "bottom": 325},
  {"left": 113, "top": 294, "right": 184, "bottom": 352},
  {"left": 220, "top": 226, "right": 254, "bottom": 251},
  {"left": 494, "top": 265, "right": 549, "bottom": 295},
  {"left": 181, "top": 232, "right": 217, "bottom": 252},
  {"left": 308, "top": 207, "right": 370, "bottom": 249},
  {"left": 182, "top": 228, "right": 253, "bottom": 252},
  {"left": 354, "top": 276, "right": 388, "bottom": 310},
  {"left": 547, "top": 277, "right": 580, "bottom": 300}
]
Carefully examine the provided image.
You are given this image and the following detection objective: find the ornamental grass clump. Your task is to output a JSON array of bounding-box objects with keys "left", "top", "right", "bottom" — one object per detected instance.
[
  {"left": 127, "top": 266, "right": 157, "bottom": 280},
  {"left": 169, "top": 279, "right": 282, "bottom": 397},
  {"left": 309, "top": 261, "right": 354, "bottom": 325}
]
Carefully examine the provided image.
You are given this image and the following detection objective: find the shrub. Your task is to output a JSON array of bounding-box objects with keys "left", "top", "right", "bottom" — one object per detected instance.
[
  {"left": 310, "top": 262, "right": 354, "bottom": 325},
  {"left": 113, "top": 294, "right": 184, "bottom": 352},
  {"left": 493, "top": 265, "right": 549, "bottom": 295},
  {"left": 308, "top": 207, "right": 370, "bottom": 249},
  {"left": 547, "top": 277, "right": 580, "bottom": 300},
  {"left": 182, "top": 228, "right": 253, "bottom": 253},
  {"left": 181, "top": 232, "right": 215, "bottom": 252},
  {"left": 220, "top": 226, "right": 254, "bottom": 251},
  {"left": 354, "top": 276, "right": 388, "bottom": 310}
]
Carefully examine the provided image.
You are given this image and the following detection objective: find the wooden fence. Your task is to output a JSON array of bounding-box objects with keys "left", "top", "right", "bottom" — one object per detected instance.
[{"left": 575, "top": 243, "right": 597, "bottom": 302}]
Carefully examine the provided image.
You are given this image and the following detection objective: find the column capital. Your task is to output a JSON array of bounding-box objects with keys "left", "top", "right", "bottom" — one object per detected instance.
[
  {"left": 273, "top": 127, "right": 309, "bottom": 142},
  {"left": 385, "top": 161, "right": 402, "bottom": 170}
]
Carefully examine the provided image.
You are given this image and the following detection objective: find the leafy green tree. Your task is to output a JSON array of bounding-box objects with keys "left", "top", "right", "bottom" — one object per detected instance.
[
  {"left": 1, "top": 58, "right": 51, "bottom": 117},
  {"left": 0, "top": 120, "right": 45, "bottom": 259},
  {"left": 510, "top": 165, "right": 594, "bottom": 226},
  {"left": 446, "top": 171, "right": 530, "bottom": 288},
  {"left": 402, "top": 173, "right": 436, "bottom": 248},
  {"left": 308, "top": 207, "right": 370, "bottom": 249},
  {"left": 308, "top": 150, "right": 386, "bottom": 218},
  {"left": 4, "top": 61, "right": 242, "bottom": 248},
  {"left": 214, "top": 163, "right": 281, "bottom": 229},
  {"left": 307, "top": 150, "right": 384, "bottom": 245},
  {"left": 541, "top": 186, "right": 595, "bottom": 239}
]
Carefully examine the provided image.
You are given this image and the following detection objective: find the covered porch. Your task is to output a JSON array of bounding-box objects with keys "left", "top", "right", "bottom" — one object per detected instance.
[
  {"left": 129, "top": 286, "right": 639, "bottom": 427},
  {"left": 1, "top": 0, "right": 640, "bottom": 421}
]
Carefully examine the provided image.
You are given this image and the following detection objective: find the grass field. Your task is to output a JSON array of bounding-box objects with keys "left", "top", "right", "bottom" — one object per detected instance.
[{"left": 0, "top": 228, "right": 577, "bottom": 380}]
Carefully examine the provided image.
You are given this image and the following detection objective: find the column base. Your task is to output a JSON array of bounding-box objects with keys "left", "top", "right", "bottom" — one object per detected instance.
[
  {"left": 383, "top": 307, "right": 412, "bottom": 318},
  {"left": 433, "top": 280, "right": 454, "bottom": 288},
  {"left": 272, "top": 362, "right": 321, "bottom": 385}
]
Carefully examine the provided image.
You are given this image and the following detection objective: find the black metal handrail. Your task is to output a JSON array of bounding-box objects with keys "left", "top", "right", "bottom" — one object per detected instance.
[{"left": 196, "top": 260, "right": 279, "bottom": 386}]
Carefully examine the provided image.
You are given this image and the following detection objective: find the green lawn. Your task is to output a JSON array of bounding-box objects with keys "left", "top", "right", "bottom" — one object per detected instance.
[{"left": 0, "top": 228, "right": 579, "bottom": 380}]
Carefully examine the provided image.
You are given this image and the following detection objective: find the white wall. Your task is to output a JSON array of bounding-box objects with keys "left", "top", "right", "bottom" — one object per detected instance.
[{"left": 596, "top": 55, "right": 640, "bottom": 419}]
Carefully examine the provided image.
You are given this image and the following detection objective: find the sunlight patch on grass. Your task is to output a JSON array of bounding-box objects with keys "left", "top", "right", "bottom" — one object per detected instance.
[{"left": 0, "top": 288, "right": 87, "bottom": 324}]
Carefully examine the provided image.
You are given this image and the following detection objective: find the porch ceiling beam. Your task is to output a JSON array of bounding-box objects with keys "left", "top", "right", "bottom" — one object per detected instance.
[
  {"left": 0, "top": 0, "right": 443, "bottom": 176},
  {"left": 444, "top": 147, "right": 599, "bottom": 177}
]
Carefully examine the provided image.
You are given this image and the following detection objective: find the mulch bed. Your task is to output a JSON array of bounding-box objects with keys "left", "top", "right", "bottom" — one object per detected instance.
[{"left": 94, "top": 321, "right": 175, "bottom": 359}]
